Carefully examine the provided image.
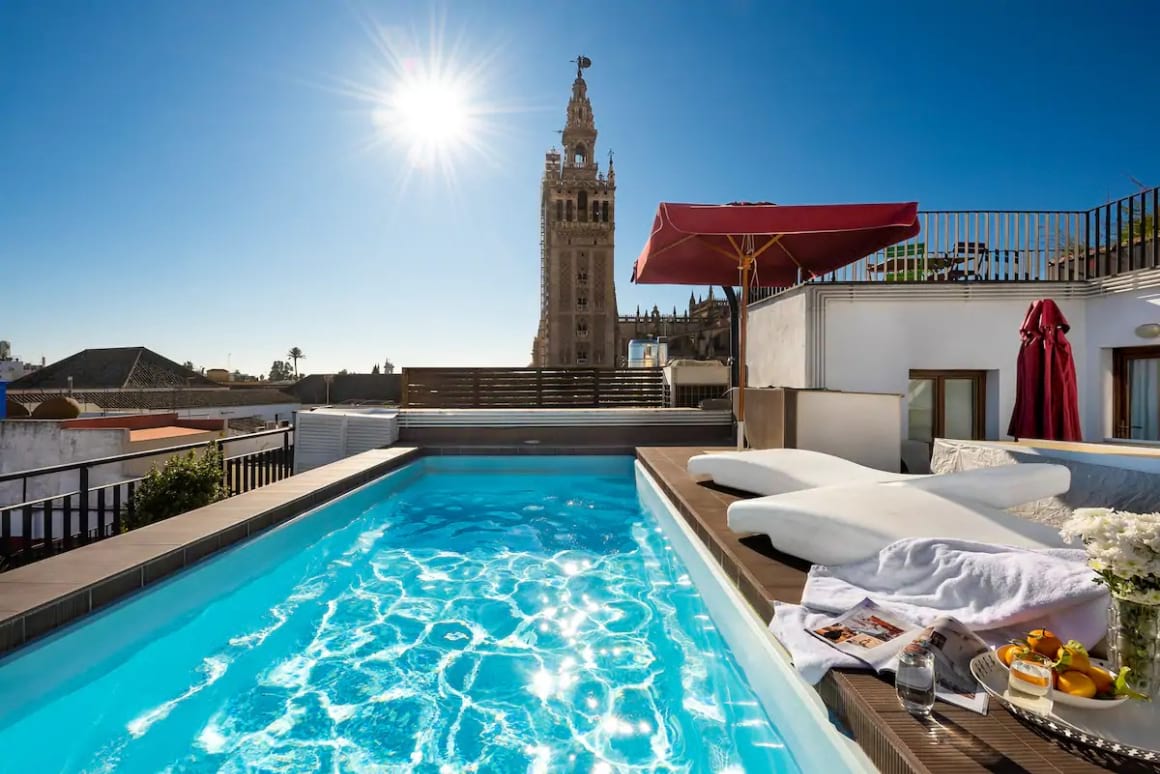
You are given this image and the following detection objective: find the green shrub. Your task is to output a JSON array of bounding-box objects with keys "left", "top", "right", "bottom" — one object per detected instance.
[{"left": 126, "top": 445, "right": 226, "bottom": 530}]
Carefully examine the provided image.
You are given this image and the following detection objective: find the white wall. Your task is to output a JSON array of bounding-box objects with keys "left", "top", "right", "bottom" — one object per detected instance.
[
  {"left": 820, "top": 293, "right": 1089, "bottom": 440},
  {"left": 0, "top": 422, "right": 128, "bottom": 507},
  {"left": 794, "top": 390, "right": 902, "bottom": 472},
  {"left": 1082, "top": 287, "right": 1160, "bottom": 437},
  {"left": 176, "top": 403, "right": 300, "bottom": 424},
  {"left": 222, "top": 430, "right": 293, "bottom": 459},
  {"left": 747, "top": 279, "right": 1160, "bottom": 445},
  {"left": 746, "top": 290, "right": 809, "bottom": 388},
  {"left": 0, "top": 360, "right": 37, "bottom": 383}
]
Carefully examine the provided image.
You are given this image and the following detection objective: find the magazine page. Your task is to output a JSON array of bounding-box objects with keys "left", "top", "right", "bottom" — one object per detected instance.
[
  {"left": 807, "top": 599, "right": 921, "bottom": 672},
  {"left": 909, "top": 616, "right": 990, "bottom": 714}
]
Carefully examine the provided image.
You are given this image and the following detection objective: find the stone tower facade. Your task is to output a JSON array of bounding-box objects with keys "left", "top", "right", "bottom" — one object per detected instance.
[{"left": 532, "top": 59, "right": 617, "bottom": 368}]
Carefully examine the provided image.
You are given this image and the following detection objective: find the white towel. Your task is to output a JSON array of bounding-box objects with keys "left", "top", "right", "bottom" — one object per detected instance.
[{"left": 769, "top": 538, "right": 1109, "bottom": 684}]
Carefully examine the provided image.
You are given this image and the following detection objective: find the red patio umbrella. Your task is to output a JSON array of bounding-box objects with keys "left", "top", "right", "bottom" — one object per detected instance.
[
  {"left": 631, "top": 201, "right": 920, "bottom": 447},
  {"left": 1007, "top": 299, "right": 1082, "bottom": 442}
]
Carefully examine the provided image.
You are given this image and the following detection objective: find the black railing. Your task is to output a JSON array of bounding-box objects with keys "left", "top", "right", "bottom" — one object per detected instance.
[
  {"left": 747, "top": 187, "right": 1160, "bottom": 302},
  {"left": 0, "top": 427, "right": 294, "bottom": 571}
]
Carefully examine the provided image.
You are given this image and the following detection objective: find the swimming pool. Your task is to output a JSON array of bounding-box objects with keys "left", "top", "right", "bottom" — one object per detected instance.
[{"left": 0, "top": 456, "right": 868, "bottom": 772}]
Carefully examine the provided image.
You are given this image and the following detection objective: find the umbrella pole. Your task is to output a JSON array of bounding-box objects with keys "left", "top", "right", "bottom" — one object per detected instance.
[{"left": 737, "top": 258, "right": 750, "bottom": 449}]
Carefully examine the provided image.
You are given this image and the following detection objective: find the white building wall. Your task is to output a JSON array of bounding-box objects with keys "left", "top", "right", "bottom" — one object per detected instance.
[
  {"left": 746, "top": 276, "right": 1160, "bottom": 446},
  {"left": 175, "top": 403, "right": 300, "bottom": 423},
  {"left": 0, "top": 360, "right": 38, "bottom": 383},
  {"left": 1082, "top": 287, "right": 1160, "bottom": 437},
  {"left": 820, "top": 292, "right": 1088, "bottom": 440},
  {"left": 0, "top": 422, "right": 128, "bottom": 507},
  {"left": 746, "top": 290, "right": 809, "bottom": 388},
  {"left": 793, "top": 390, "right": 902, "bottom": 472}
]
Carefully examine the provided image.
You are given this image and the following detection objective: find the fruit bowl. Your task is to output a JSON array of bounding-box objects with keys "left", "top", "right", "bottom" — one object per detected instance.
[
  {"left": 971, "top": 651, "right": 1160, "bottom": 764},
  {"left": 976, "top": 649, "right": 1128, "bottom": 710}
]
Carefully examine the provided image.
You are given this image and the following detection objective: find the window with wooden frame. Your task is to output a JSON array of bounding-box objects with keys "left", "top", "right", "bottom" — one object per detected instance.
[
  {"left": 1113, "top": 346, "right": 1160, "bottom": 440},
  {"left": 907, "top": 370, "right": 986, "bottom": 444}
]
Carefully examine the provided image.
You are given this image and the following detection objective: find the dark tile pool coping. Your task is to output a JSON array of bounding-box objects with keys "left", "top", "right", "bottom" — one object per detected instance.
[
  {"left": 0, "top": 447, "right": 420, "bottom": 655},
  {"left": 637, "top": 447, "right": 1136, "bottom": 774}
]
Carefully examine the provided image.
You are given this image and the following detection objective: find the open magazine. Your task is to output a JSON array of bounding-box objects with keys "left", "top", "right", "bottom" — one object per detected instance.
[{"left": 809, "top": 598, "right": 990, "bottom": 714}]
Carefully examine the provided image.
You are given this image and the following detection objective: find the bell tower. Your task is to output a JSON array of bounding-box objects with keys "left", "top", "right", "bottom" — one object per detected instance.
[{"left": 532, "top": 56, "right": 618, "bottom": 368}]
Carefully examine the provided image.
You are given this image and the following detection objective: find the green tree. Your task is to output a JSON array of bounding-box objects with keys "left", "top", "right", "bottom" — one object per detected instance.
[
  {"left": 181, "top": 360, "right": 195, "bottom": 371},
  {"left": 337, "top": 368, "right": 349, "bottom": 375},
  {"left": 1121, "top": 210, "right": 1157, "bottom": 243},
  {"left": 287, "top": 347, "right": 305, "bottom": 378},
  {"left": 268, "top": 360, "right": 292, "bottom": 381},
  {"left": 126, "top": 446, "right": 226, "bottom": 530}
]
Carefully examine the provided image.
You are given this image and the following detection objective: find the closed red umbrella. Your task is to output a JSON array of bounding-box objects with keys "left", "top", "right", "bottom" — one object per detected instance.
[
  {"left": 1008, "top": 299, "right": 1082, "bottom": 441},
  {"left": 632, "top": 201, "right": 920, "bottom": 447}
]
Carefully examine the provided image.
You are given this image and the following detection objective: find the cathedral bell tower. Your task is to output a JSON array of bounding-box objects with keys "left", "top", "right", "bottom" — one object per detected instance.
[{"left": 531, "top": 56, "right": 618, "bottom": 368}]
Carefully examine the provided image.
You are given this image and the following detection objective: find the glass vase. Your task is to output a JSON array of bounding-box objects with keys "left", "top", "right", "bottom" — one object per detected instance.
[{"left": 1107, "top": 596, "right": 1160, "bottom": 699}]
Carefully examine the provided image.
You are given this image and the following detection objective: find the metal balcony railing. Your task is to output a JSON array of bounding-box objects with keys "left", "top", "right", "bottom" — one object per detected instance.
[
  {"left": 749, "top": 187, "right": 1160, "bottom": 302},
  {"left": 0, "top": 427, "right": 294, "bottom": 572}
]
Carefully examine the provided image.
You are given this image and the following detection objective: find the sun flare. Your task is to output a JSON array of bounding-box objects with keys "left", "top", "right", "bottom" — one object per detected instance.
[
  {"left": 373, "top": 68, "right": 477, "bottom": 168},
  {"left": 337, "top": 14, "right": 527, "bottom": 193}
]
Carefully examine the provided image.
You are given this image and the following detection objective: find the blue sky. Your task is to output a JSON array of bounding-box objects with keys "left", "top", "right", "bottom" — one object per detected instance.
[{"left": 3, "top": 1, "right": 1158, "bottom": 376}]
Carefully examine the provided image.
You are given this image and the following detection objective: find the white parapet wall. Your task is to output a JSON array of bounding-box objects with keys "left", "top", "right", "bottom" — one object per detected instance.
[
  {"left": 293, "top": 408, "right": 400, "bottom": 473},
  {"left": 792, "top": 389, "right": 903, "bottom": 472}
]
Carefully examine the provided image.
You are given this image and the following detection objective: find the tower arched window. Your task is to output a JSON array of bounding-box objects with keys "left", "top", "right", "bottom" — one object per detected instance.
[
  {"left": 602, "top": 201, "right": 610, "bottom": 222},
  {"left": 573, "top": 144, "right": 586, "bottom": 167},
  {"left": 578, "top": 191, "right": 588, "bottom": 222},
  {"left": 556, "top": 200, "right": 563, "bottom": 221},
  {"left": 592, "top": 201, "right": 600, "bottom": 221},
  {"left": 566, "top": 200, "right": 573, "bottom": 221},
  {"left": 577, "top": 319, "right": 589, "bottom": 338}
]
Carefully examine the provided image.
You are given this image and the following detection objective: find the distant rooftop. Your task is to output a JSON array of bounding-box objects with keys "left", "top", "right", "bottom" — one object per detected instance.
[
  {"left": 128, "top": 426, "right": 212, "bottom": 442},
  {"left": 7, "top": 388, "right": 298, "bottom": 411},
  {"left": 8, "top": 347, "right": 215, "bottom": 391}
]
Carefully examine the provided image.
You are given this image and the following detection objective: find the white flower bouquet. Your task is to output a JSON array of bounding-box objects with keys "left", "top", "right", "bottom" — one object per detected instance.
[
  {"left": 1061, "top": 507, "right": 1160, "bottom": 604},
  {"left": 1062, "top": 507, "right": 1160, "bottom": 698}
]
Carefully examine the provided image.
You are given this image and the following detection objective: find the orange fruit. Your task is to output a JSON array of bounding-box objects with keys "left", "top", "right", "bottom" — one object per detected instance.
[
  {"left": 1056, "top": 670, "right": 1097, "bottom": 698},
  {"left": 1027, "top": 628, "right": 1063, "bottom": 658},
  {"left": 997, "top": 644, "right": 1021, "bottom": 667},
  {"left": 1087, "top": 666, "right": 1115, "bottom": 696},
  {"left": 1055, "top": 641, "right": 1091, "bottom": 674}
]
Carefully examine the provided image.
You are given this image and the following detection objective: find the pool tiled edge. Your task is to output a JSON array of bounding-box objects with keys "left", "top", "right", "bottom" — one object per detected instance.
[{"left": 0, "top": 447, "right": 420, "bottom": 656}]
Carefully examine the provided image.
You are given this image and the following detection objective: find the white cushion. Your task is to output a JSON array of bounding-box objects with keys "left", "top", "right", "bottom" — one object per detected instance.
[
  {"left": 688, "top": 449, "right": 1070, "bottom": 509},
  {"left": 727, "top": 483, "right": 1068, "bottom": 566},
  {"left": 893, "top": 463, "right": 1070, "bottom": 508},
  {"left": 688, "top": 449, "right": 911, "bottom": 494}
]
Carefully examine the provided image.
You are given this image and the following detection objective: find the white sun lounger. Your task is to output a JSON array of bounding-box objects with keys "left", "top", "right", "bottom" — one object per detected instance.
[
  {"left": 727, "top": 482, "right": 1069, "bottom": 566},
  {"left": 687, "top": 448, "right": 1070, "bottom": 510}
]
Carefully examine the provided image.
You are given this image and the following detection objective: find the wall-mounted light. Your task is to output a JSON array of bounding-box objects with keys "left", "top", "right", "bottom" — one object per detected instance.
[{"left": 1135, "top": 323, "right": 1160, "bottom": 339}]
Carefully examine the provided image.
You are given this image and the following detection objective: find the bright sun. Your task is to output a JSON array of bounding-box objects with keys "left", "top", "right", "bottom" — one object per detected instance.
[
  {"left": 345, "top": 15, "right": 513, "bottom": 189},
  {"left": 372, "top": 66, "right": 479, "bottom": 171}
]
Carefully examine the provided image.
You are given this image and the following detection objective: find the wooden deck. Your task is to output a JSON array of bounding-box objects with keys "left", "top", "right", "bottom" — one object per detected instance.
[{"left": 637, "top": 447, "right": 1155, "bottom": 774}]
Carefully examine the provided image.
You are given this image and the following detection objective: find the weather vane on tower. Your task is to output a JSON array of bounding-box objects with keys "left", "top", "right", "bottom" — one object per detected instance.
[{"left": 572, "top": 54, "right": 592, "bottom": 79}]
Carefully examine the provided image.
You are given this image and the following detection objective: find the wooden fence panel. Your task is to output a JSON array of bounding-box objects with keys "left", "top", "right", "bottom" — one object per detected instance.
[{"left": 401, "top": 368, "right": 666, "bottom": 409}]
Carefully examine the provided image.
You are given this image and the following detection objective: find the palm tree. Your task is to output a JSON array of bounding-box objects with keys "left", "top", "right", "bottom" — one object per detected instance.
[{"left": 287, "top": 347, "right": 304, "bottom": 378}]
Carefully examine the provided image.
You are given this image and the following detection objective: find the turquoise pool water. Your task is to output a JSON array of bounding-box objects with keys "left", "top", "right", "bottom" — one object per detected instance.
[{"left": 0, "top": 456, "right": 801, "bottom": 772}]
